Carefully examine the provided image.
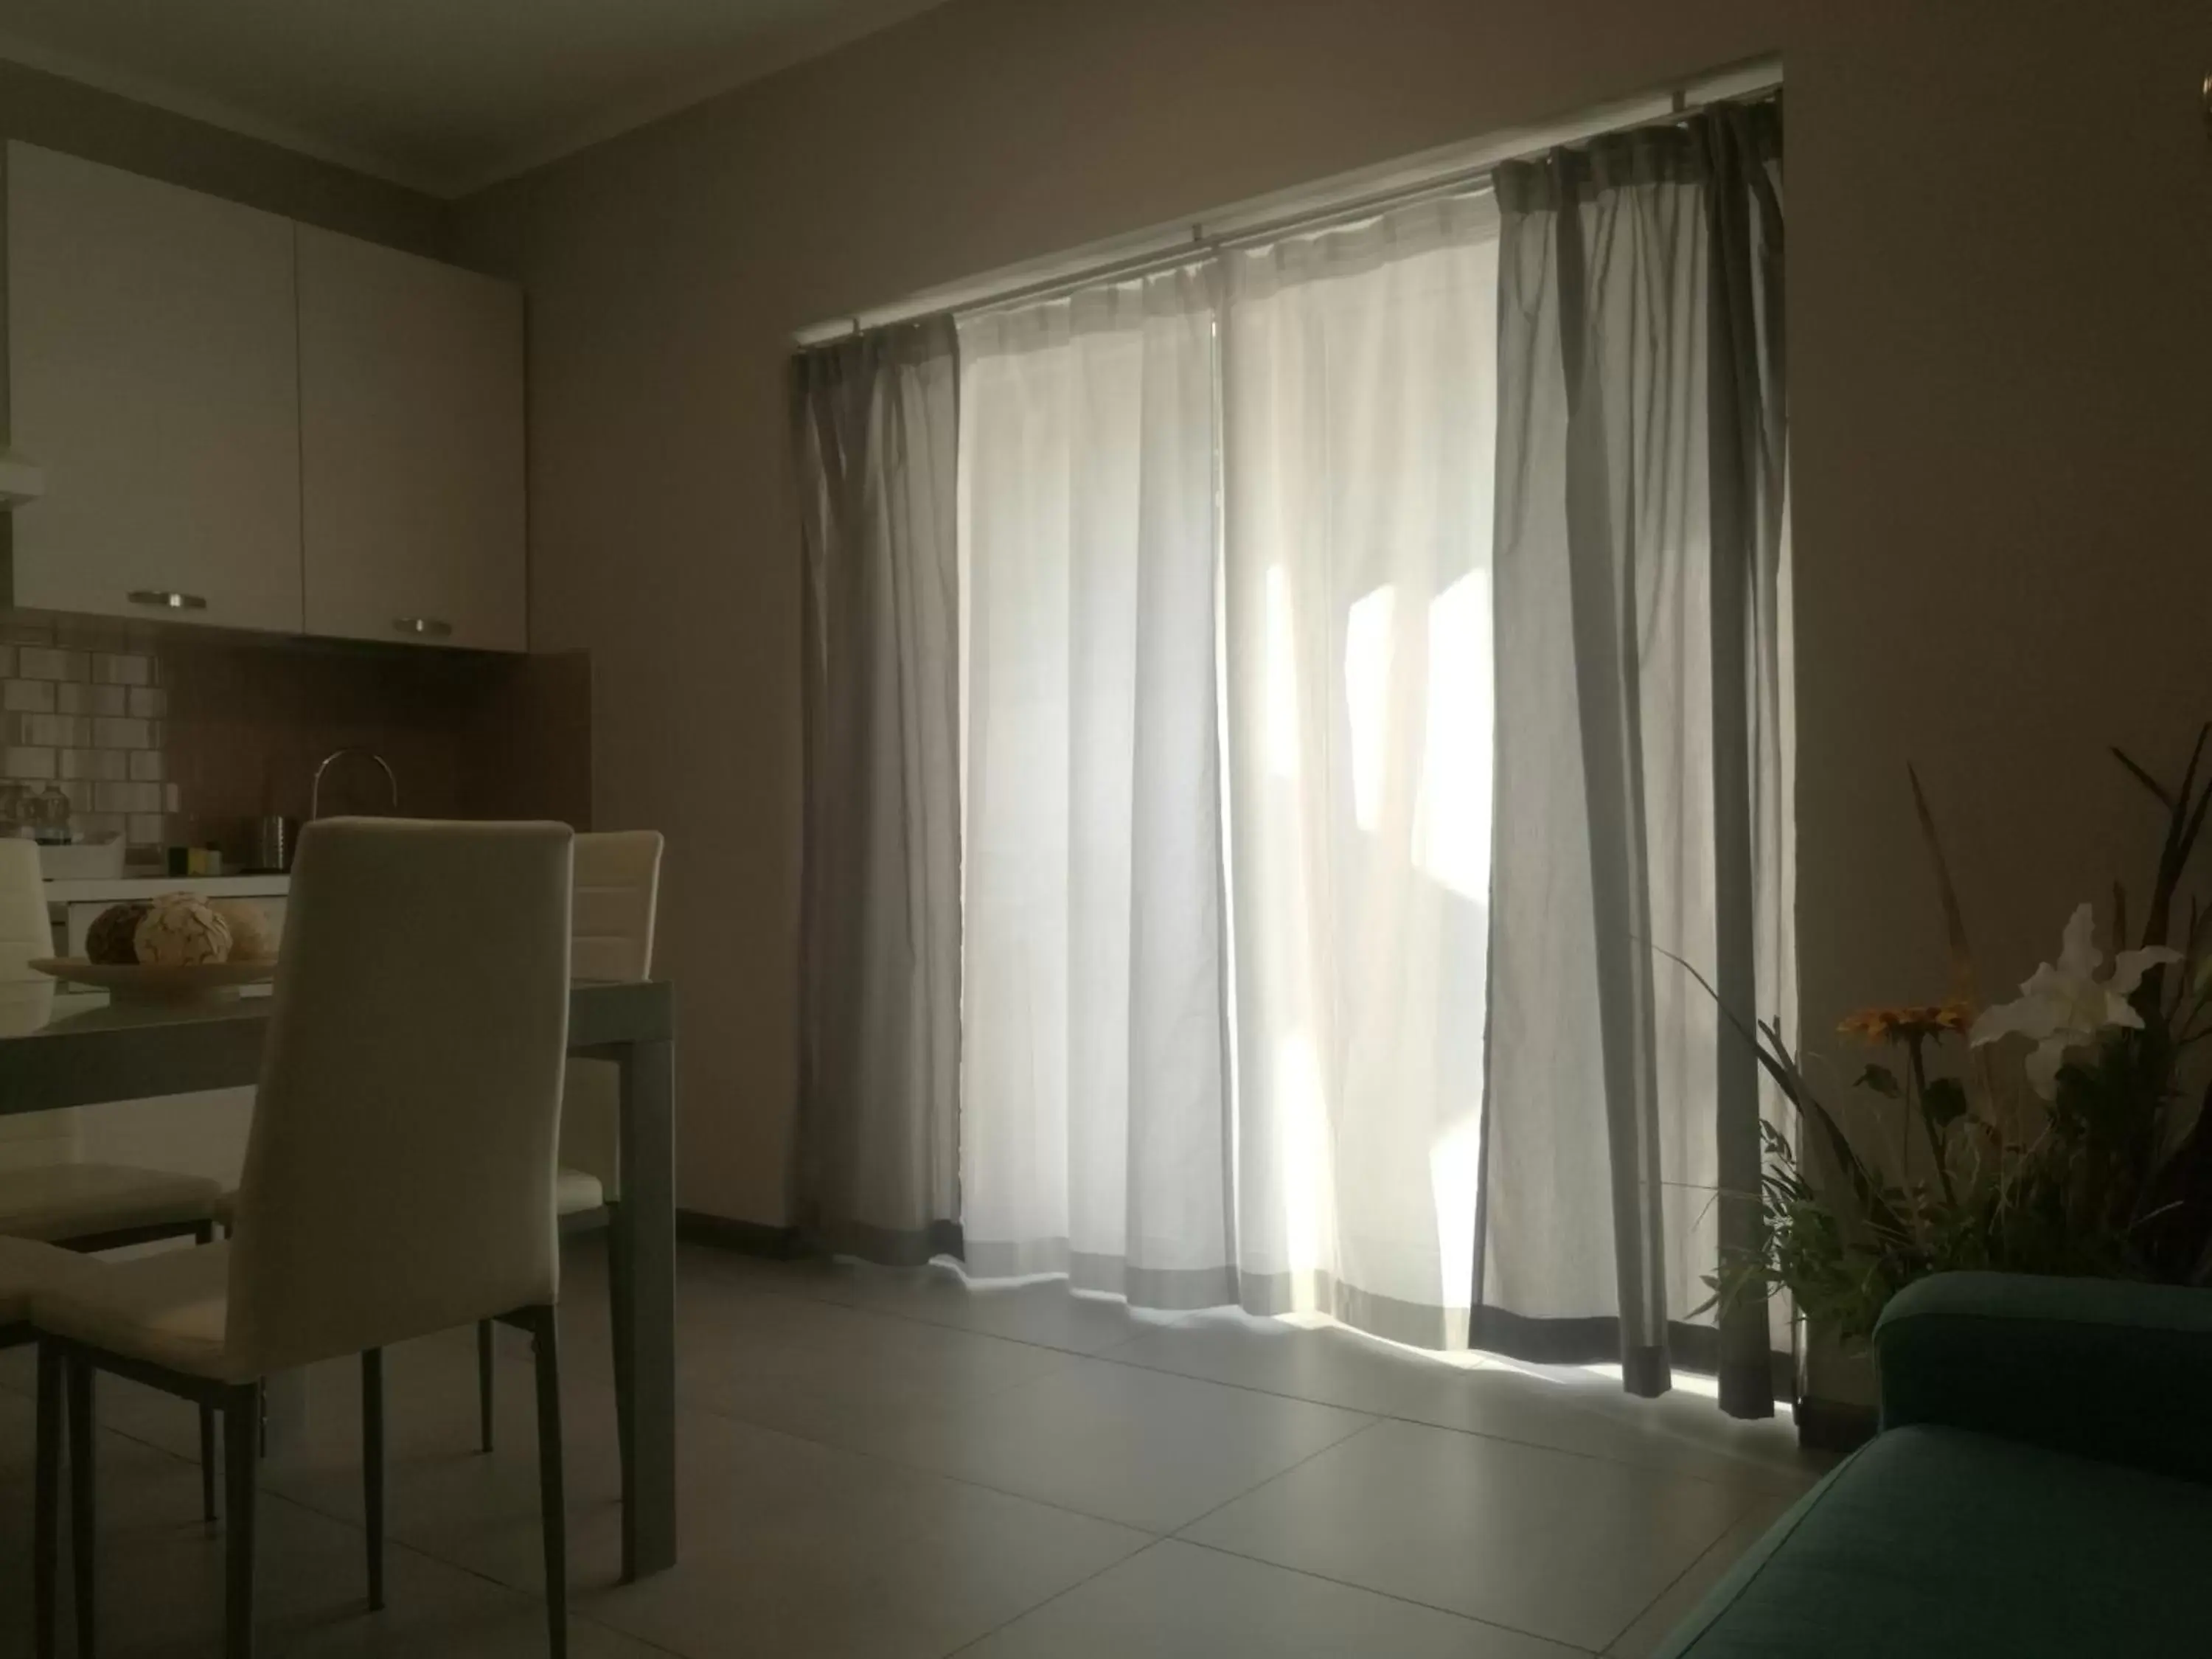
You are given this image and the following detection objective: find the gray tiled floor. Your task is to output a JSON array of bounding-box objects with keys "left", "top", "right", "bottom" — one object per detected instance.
[{"left": 0, "top": 1242, "right": 1826, "bottom": 1657}]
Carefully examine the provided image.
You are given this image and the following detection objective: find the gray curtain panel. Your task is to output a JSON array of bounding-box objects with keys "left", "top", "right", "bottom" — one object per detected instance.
[
  {"left": 792, "top": 318, "right": 964, "bottom": 1265},
  {"left": 1484, "top": 97, "right": 1790, "bottom": 1416}
]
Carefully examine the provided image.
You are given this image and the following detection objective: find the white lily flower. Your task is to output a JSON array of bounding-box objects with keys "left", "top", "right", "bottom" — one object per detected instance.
[{"left": 1968, "top": 902, "right": 2180, "bottom": 1099}]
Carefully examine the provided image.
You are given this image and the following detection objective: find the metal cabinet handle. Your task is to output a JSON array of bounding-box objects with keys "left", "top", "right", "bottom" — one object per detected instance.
[
  {"left": 127, "top": 590, "right": 208, "bottom": 611},
  {"left": 392, "top": 616, "right": 454, "bottom": 639}
]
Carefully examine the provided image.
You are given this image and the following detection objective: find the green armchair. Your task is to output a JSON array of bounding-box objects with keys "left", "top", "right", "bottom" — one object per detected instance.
[{"left": 1654, "top": 1272, "right": 2212, "bottom": 1657}]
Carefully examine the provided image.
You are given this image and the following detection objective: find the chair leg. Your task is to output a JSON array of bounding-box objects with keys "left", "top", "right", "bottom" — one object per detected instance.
[
  {"left": 605, "top": 1204, "right": 635, "bottom": 1489},
  {"left": 223, "top": 1385, "right": 259, "bottom": 1659},
  {"left": 362, "top": 1349, "right": 386, "bottom": 1610},
  {"left": 34, "top": 1344, "right": 61, "bottom": 1659},
  {"left": 529, "top": 1308, "right": 568, "bottom": 1659},
  {"left": 193, "top": 1221, "right": 218, "bottom": 1521},
  {"left": 66, "top": 1358, "right": 94, "bottom": 1659},
  {"left": 199, "top": 1403, "right": 218, "bottom": 1525},
  {"left": 477, "top": 1319, "right": 496, "bottom": 1454}
]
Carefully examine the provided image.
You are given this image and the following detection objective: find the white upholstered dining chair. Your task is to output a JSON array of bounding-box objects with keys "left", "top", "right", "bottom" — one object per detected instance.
[
  {"left": 474, "top": 829, "right": 662, "bottom": 1455},
  {"left": 29, "top": 818, "right": 577, "bottom": 1659},
  {"left": 0, "top": 837, "right": 227, "bottom": 1520}
]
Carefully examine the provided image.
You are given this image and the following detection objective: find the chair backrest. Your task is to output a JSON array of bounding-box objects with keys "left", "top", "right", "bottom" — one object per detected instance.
[
  {"left": 560, "top": 831, "right": 664, "bottom": 1198},
  {"left": 0, "top": 839, "right": 69, "bottom": 1159},
  {"left": 570, "top": 831, "right": 663, "bottom": 983},
  {"left": 227, "top": 818, "right": 573, "bottom": 1374}
]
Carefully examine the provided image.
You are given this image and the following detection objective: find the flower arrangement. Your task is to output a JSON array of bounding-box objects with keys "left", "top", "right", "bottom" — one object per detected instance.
[{"left": 1698, "top": 731, "right": 2212, "bottom": 1346}]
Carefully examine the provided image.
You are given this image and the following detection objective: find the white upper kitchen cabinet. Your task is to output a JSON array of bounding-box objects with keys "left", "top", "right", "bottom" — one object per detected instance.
[
  {"left": 296, "top": 224, "right": 526, "bottom": 653},
  {"left": 4, "top": 142, "right": 304, "bottom": 631}
]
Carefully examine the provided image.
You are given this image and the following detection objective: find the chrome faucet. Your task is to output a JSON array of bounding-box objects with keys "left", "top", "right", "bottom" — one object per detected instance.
[{"left": 310, "top": 748, "right": 400, "bottom": 821}]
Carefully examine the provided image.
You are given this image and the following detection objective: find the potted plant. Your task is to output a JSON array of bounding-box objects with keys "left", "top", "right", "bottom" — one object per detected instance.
[{"left": 1697, "top": 731, "right": 2212, "bottom": 1350}]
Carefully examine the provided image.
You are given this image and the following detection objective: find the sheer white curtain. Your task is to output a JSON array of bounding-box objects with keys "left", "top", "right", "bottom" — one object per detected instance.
[
  {"left": 1221, "top": 196, "right": 1500, "bottom": 1346},
  {"left": 956, "top": 265, "right": 1235, "bottom": 1305},
  {"left": 1483, "top": 105, "right": 1792, "bottom": 1411}
]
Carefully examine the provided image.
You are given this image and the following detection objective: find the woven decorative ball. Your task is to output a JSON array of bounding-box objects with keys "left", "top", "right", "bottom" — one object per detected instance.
[
  {"left": 86, "top": 902, "right": 152, "bottom": 965},
  {"left": 133, "top": 894, "right": 234, "bottom": 967},
  {"left": 209, "top": 899, "right": 276, "bottom": 962}
]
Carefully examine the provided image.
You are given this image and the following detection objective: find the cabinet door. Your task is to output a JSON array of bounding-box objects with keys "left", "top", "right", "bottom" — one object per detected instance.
[
  {"left": 297, "top": 225, "right": 526, "bottom": 653},
  {"left": 4, "top": 143, "right": 303, "bottom": 632}
]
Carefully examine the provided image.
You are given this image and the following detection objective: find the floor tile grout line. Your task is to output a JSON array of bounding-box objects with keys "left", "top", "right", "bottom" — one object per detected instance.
[
  {"left": 15, "top": 1420, "right": 690, "bottom": 1659},
  {"left": 661, "top": 1267, "right": 1164, "bottom": 1370},
  {"left": 263, "top": 1434, "right": 1167, "bottom": 1656},
  {"left": 933, "top": 1534, "right": 1175, "bottom": 1658},
  {"left": 1589, "top": 1494, "right": 1781, "bottom": 1658},
  {"left": 929, "top": 1413, "right": 1392, "bottom": 1659},
  {"left": 24, "top": 1354, "right": 1767, "bottom": 1659},
  {"left": 677, "top": 1251, "right": 1202, "bottom": 1362},
  {"left": 54, "top": 1310, "right": 1804, "bottom": 1577},
  {"left": 225, "top": 1469, "right": 697, "bottom": 1658},
  {"left": 611, "top": 1373, "right": 1189, "bottom": 1539},
  {"left": 245, "top": 1350, "right": 1178, "bottom": 1561},
  {"left": 677, "top": 1256, "right": 1814, "bottom": 1495},
  {"left": 1163, "top": 1411, "right": 1385, "bottom": 1538},
  {"left": 640, "top": 1267, "right": 1814, "bottom": 1540},
  {"left": 1078, "top": 1340, "right": 1811, "bottom": 1497},
  {"left": 94, "top": 1395, "right": 1169, "bottom": 1621},
  {"left": 93, "top": 1344, "right": 1150, "bottom": 1579},
  {"left": 1171, "top": 1533, "right": 1599, "bottom": 1655}
]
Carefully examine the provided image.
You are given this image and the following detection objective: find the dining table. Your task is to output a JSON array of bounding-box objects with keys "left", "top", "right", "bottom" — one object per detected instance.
[{"left": 0, "top": 975, "right": 678, "bottom": 1582}]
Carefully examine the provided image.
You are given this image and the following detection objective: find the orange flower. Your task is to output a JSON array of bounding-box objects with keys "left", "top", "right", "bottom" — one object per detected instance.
[{"left": 1837, "top": 1001, "right": 1973, "bottom": 1045}]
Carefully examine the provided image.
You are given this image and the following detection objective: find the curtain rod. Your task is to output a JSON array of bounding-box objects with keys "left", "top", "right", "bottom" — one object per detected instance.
[{"left": 793, "top": 59, "right": 1779, "bottom": 349}]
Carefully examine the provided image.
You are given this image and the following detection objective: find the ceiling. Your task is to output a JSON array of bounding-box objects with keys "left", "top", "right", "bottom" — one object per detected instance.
[{"left": 0, "top": 0, "right": 950, "bottom": 198}]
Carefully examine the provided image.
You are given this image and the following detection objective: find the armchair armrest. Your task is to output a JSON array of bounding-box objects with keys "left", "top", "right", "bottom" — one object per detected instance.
[{"left": 1875, "top": 1271, "right": 2212, "bottom": 1484}]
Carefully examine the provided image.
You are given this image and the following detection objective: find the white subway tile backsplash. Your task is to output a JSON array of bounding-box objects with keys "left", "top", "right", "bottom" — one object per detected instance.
[
  {"left": 0, "top": 629, "right": 178, "bottom": 847},
  {"left": 18, "top": 647, "right": 86, "bottom": 681},
  {"left": 58, "top": 683, "right": 128, "bottom": 717},
  {"left": 21, "top": 714, "right": 90, "bottom": 749},
  {"left": 60, "top": 748, "right": 128, "bottom": 781},
  {"left": 93, "top": 717, "right": 151, "bottom": 750},
  {"left": 1, "top": 681, "right": 55, "bottom": 714},
  {"left": 94, "top": 780, "right": 162, "bottom": 814}
]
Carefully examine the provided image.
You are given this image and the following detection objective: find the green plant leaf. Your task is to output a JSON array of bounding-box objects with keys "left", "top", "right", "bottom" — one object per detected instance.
[
  {"left": 2112, "top": 746, "right": 2176, "bottom": 810},
  {"left": 1922, "top": 1076, "right": 1969, "bottom": 1131},
  {"left": 1909, "top": 765, "right": 1980, "bottom": 1006},
  {"left": 1856, "top": 1063, "right": 1902, "bottom": 1099}
]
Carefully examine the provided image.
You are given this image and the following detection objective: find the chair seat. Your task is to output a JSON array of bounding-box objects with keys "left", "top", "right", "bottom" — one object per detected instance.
[
  {"left": 0, "top": 1235, "right": 102, "bottom": 1329},
  {"left": 30, "top": 1239, "right": 240, "bottom": 1380},
  {"left": 0, "top": 1162, "right": 223, "bottom": 1243},
  {"left": 555, "top": 1165, "right": 605, "bottom": 1217},
  {"left": 216, "top": 1165, "right": 606, "bottom": 1229}
]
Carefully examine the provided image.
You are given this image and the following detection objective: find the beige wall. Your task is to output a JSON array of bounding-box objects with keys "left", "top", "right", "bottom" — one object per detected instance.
[
  {"left": 0, "top": 59, "right": 449, "bottom": 258},
  {"left": 455, "top": 0, "right": 2212, "bottom": 1225}
]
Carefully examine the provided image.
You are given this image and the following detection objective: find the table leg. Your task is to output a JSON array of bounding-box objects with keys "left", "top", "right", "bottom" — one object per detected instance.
[{"left": 614, "top": 1037, "right": 675, "bottom": 1579}]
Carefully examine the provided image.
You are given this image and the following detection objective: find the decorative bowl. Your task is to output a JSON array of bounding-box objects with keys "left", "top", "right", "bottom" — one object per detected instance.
[{"left": 28, "top": 957, "right": 276, "bottom": 1004}]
